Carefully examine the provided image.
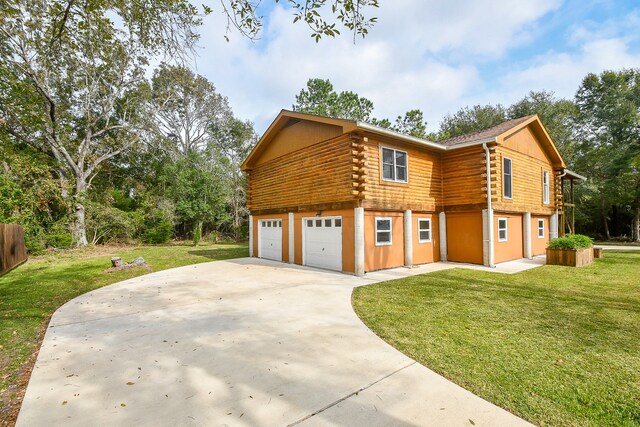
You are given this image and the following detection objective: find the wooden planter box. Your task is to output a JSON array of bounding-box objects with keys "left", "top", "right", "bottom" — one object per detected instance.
[
  {"left": 546, "top": 247, "right": 594, "bottom": 267},
  {"left": 593, "top": 247, "right": 604, "bottom": 258}
]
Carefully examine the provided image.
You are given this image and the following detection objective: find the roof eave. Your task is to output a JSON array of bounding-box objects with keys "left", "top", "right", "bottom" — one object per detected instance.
[{"left": 355, "top": 122, "right": 446, "bottom": 151}]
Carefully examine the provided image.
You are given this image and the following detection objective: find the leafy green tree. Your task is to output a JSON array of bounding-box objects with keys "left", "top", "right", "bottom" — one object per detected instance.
[
  {"left": 210, "top": 118, "right": 256, "bottom": 240},
  {"left": 393, "top": 109, "right": 428, "bottom": 138},
  {"left": 436, "top": 104, "right": 507, "bottom": 140},
  {"left": 574, "top": 69, "right": 640, "bottom": 240},
  {"left": 164, "top": 153, "right": 227, "bottom": 245},
  {"left": 293, "top": 78, "right": 374, "bottom": 121},
  {"left": 150, "top": 64, "right": 232, "bottom": 158}
]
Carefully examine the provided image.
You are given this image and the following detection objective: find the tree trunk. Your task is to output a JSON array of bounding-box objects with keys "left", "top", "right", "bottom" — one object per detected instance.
[
  {"left": 601, "top": 197, "right": 611, "bottom": 240},
  {"left": 633, "top": 207, "right": 640, "bottom": 242},
  {"left": 72, "top": 177, "right": 89, "bottom": 247}
]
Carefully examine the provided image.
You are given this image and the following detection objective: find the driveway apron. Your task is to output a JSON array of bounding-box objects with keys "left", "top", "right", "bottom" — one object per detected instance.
[{"left": 17, "top": 258, "right": 531, "bottom": 426}]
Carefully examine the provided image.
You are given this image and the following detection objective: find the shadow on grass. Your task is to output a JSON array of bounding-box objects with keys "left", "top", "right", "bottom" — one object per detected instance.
[{"left": 187, "top": 246, "right": 248, "bottom": 260}]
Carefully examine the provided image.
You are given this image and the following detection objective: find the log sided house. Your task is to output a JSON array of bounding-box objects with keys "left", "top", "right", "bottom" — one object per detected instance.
[{"left": 241, "top": 110, "right": 585, "bottom": 276}]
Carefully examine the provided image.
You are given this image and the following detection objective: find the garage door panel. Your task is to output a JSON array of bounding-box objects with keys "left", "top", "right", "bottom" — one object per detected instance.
[
  {"left": 259, "top": 220, "right": 282, "bottom": 262},
  {"left": 304, "top": 217, "right": 342, "bottom": 271}
]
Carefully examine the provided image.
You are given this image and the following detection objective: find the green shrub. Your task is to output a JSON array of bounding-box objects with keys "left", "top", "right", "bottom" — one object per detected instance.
[
  {"left": 25, "top": 232, "right": 46, "bottom": 255},
  {"left": 42, "top": 222, "right": 73, "bottom": 248},
  {"left": 143, "top": 219, "right": 173, "bottom": 244},
  {"left": 548, "top": 234, "right": 593, "bottom": 250}
]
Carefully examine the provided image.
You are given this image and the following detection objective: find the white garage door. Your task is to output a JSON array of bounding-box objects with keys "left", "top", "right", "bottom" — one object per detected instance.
[
  {"left": 303, "top": 217, "right": 342, "bottom": 271},
  {"left": 259, "top": 219, "right": 282, "bottom": 262}
]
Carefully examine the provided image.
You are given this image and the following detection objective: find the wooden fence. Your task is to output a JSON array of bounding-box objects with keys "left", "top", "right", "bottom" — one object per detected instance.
[{"left": 1, "top": 224, "right": 28, "bottom": 276}]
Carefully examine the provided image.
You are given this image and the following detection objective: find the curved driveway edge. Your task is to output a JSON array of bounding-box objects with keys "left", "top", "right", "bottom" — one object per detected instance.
[{"left": 17, "top": 258, "right": 532, "bottom": 426}]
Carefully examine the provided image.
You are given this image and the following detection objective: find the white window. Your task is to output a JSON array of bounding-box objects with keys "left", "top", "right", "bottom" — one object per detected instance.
[
  {"left": 418, "top": 219, "right": 431, "bottom": 243},
  {"left": 538, "top": 219, "right": 545, "bottom": 238},
  {"left": 543, "top": 170, "right": 550, "bottom": 204},
  {"left": 503, "top": 157, "right": 512, "bottom": 199},
  {"left": 375, "top": 217, "right": 392, "bottom": 246},
  {"left": 381, "top": 147, "right": 408, "bottom": 183},
  {"left": 498, "top": 217, "right": 508, "bottom": 242}
]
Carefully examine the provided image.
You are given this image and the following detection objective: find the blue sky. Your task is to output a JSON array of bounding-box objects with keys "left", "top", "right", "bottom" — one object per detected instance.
[{"left": 194, "top": 0, "right": 640, "bottom": 134}]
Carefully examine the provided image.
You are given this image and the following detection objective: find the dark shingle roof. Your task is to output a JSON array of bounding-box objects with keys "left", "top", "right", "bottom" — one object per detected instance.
[{"left": 438, "top": 116, "right": 534, "bottom": 147}]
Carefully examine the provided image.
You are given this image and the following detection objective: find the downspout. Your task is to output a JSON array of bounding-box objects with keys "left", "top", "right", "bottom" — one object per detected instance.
[{"left": 483, "top": 143, "right": 495, "bottom": 268}]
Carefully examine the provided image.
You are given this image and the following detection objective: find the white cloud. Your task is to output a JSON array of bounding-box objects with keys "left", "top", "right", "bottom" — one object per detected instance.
[
  {"left": 493, "top": 38, "right": 640, "bottom": 106},
  {"left": 190, "top": 0, "right": 640, "bottom": 134}
]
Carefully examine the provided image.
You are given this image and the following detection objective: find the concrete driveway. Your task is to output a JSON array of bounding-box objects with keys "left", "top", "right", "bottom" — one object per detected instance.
[{"left": 17, "top": 258, "right": 531, "bottom": 426}]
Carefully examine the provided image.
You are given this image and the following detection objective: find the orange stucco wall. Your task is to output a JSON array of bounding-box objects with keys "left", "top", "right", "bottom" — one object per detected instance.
[
  {"left": 494, "top": 213, "right": 523, "bottom": 263},
  {"left": 412, "top": 213, "right": 440, "bottom": 265},
  {"left": 531, "top": 215, "right": 550, "bottom": 256},
  {"left": 446, "top": 211, "right": 483, "bottom": 264},
  {"left": 364, "top": 211, "right": 404, "bottom": 272}
]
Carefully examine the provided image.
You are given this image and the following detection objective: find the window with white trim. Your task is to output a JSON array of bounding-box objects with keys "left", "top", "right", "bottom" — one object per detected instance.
[
  {"left": 418, "top": 218, "right": 431, "bottom": 243},
  {"left": 375, "top": 217, "right": 392, "bottom": 246},
  {"left": 538, "top": 219, "right": 545, "bottom": 238},
  {"left": 503, "top": 157, "right": 512, "bottom": 199},
  {"left": 543, "top": 170, "right": 550, "bottom": 204},
  {"left": 498, "top": 217, "right": 508, "bottom": 242},
  {"left": 381, "top": 147, "right": 408, "bottom": 183}
]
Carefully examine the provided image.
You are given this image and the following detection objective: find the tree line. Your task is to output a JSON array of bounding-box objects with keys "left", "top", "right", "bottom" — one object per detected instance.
[
  {"left": 0, "top": 0, "right": 379, "bottom": 252},
  {"left": 293, "top": 74, "right": 640, "bottom": 242}
]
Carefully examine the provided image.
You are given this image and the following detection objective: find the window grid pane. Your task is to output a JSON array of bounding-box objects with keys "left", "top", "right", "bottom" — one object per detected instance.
[
  {"left": 503, "top": 158, "right": 512, "bottom": 198},
  {"left": 335, "top": 219, "right": 342, "bottom": 227}
]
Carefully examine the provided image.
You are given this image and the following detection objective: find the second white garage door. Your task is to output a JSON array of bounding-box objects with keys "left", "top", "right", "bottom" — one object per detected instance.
[{"left": 303, "top": 217, "right": 342, "bottom": 271}]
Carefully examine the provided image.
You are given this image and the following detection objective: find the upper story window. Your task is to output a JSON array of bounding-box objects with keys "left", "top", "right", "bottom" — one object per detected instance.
[
  {"left": 498, "top": 217, "right": 508, "bottom": 242},
  {"left": 543, "top": 170, "right": 550, "bottom": 204},
  {"left": 375, "top": 217, "right": 392, "bottom": 246},
  {"left": 418, "top": 218, "right": 431, "bottom": 243},
  {"left": 503, "top": 157, "right": 513, "bottom": 199},
  {"left": 381, "top": 147, "right": 408, "bottom": 183}
]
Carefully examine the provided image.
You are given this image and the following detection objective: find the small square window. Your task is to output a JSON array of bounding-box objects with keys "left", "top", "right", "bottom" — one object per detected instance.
[
  {"left": 307, "top": 220, "right": 313, "bottom": 227},
  {"left": 278, "top": 221, "right": 282, "bottom": 227},
  {"left": 325, "top": 219, "right": 332, "bottom": 227},
  {"left": 375, "top": 218, "right": 392, "bottom": 246},
  {"left": 418, "top": 219, "right": 431, "bottom": 242},
  {"left": 316, "top": 219, "right": 322, "bottom": 227},
  {"left": 498, "top": 218, "right": 508, "bottom": 242},
  {"left": 267, "top": 221, "right": 272, "bottom": 227},
  {"left": 334, "top": 219, "right": 342, "bottom": 227}
]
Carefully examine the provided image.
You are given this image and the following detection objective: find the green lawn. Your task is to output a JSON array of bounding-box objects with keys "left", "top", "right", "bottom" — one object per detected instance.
[
  {"left": 0, "top": 242, "right": 248, "bottom": 422},
  {"left": 352, "top": 252, "right": 640, "bottom": 427}
]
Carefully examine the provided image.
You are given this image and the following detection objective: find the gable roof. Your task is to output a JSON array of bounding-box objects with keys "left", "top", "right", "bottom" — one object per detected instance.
[
  {"left": 438, "top": 116, "right": 534, "bottom": 147},
  {"left": 241, "top": 110, "right": 566, "bottom": 170}
]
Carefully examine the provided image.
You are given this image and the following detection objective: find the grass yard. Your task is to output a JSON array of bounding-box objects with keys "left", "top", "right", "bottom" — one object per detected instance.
[
  {"left": 353, "top": 252, "right": 640, "bottom": 427},
  {"left": 0, "top": 242, "right": 248, "bottom": 425}
]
